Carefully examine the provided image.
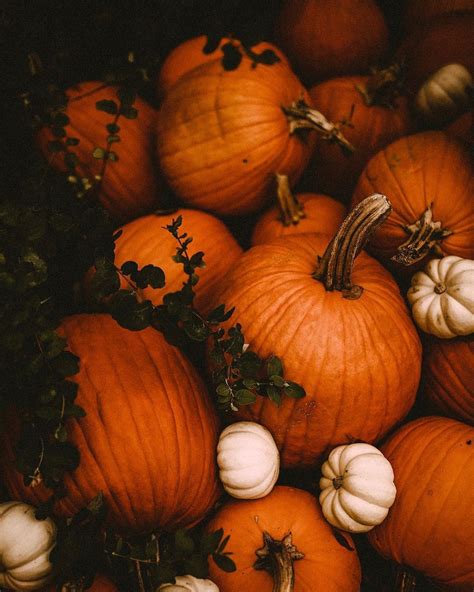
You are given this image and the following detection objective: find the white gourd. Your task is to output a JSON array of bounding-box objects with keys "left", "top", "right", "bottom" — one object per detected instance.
[
  {"left": 407, "top": 255, "right": 474, "bottom": 338},
  {"left": 319, "top": 443, "right": 396, "bottom": 533},
  {"left": 0, "top": 501, "right": 56, "bottom": 591},
  {"left": 158, "top": 574, "right": 219, "bottom": 591},
  {"left": 217, "top": 421, "right": 279, "bottom": 499}
]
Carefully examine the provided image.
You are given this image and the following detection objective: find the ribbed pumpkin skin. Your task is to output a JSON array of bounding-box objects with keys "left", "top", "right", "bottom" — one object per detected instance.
[
  {"left": 210, "top": 234, "right": 421, "bottom": 467},
  {"left": 156, "top": 36, "right": 288, "bottom": 101},
  {"left": 206, "top": 486, "right": 361, "bottom": 591},
  {"left": 86, "top": 209, "right": 242, "bottom": 315},
  {"left": 352, "top": 132, "right": 474, "bottom": 269},
  {"left": 368, "top": 417, "right": 474, "bottom": 590},
  {"left": 306, "top": 76, "right": 413, "bottom": 202},
  {"left": 156, "top": 58, "right": 316, "bottom": 216},
  {"left": 0, "top": 314, "right": 220, "bottom": 534},
  {"left": 423, "top": 337, "right": 474, "bottom": 424},
  {"left": 251, "top": 193, "right": 346, "bottom": 246},
  {"left": 36, "top": 81, "right": 160, "bottom": 224},
  {"left": 274, "top": 0, "right": 389, "bottom": 85}
]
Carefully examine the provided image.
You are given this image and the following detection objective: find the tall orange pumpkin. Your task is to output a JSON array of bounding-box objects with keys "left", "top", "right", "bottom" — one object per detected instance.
[
  {"left": 422, "top": 336, "right": 474, "bottom": 424},
  {"left": 36, "top": 81, "right": 161, "bottom": 223},
  {"left": 274, "top": 0, "right": 389, "bottom": 85},
  {"left": 368, "top": 416, "right": 474, "bottom": 591},
  {"left": 352, "top": 131, "right": 474, "bottom": 273},
  {"left": 155, "top": 56, "right": 319, "bottom": 216},
  {"left": 0, "top": 314, "right": 220, "bottom": 534},
  {"left": 209, "top": 195, "right": 421, "bottom": 467},
  {"left": 206, "top": 486, "right": 361, "bottom": 591}
]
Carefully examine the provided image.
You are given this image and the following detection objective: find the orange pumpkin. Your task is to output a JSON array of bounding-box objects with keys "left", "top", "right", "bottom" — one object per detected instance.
[
  {"left": 155, "top": 55, "right": 321, "bottom": 216},
  {"left": 156, "top": 36, "right": 288, "bottom": 101},
  {"left": 251, "top": 174, "right": 346, "bottom": 246},
  {"left": 402, "top": 0, "right": 474, "bottom": 32},
  {"left": 206, "top": 485, "right": 361, "bottom": 591},
  {"left": 0, "top": 314, "right": 220, "bottom": 534},
  {"left": 210, "top": 195, "right": 421, "bottom": 467},
  {"left": 37, "top": 81, "right": 160, "bottom": 223},
  {"left": 351, "top": 131, "right": 474, "bottom": 273},
  {"left": 422, "top": 336, "right": 474, "bottom": 424},
  {"left": 368, "top": 416, "right": 474, "bottom": 591},
  {"left": 305, "top": 73, "right": 413, "bottom": 202},
  {"left": 446, "top": 110, "right": 474, "bottom": 144},
  {"left": 274, "top": 0, "right": 389, "bottom": 85},
  {"left": 85, "top": 208, "right": 242, "bottom": 315}
]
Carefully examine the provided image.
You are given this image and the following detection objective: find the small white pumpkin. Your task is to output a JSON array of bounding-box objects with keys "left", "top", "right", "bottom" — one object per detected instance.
[
  {"left": 415, "top": 63, "right": 474, "bottom": 126},
  {"left": 0, "top": 501, "right": 57, "bottom": 591},
  {"left": 217, "top": 421, "right": 279, "bottom": 499},
  {"left": 319, "top": 443, "right": 396, "bottom": 534},
  {"left": 407, "top": 255, "right": 474, "bottom": 338},
  {"left": 158, "top": 574, "right": 219, "bottom": 591}
]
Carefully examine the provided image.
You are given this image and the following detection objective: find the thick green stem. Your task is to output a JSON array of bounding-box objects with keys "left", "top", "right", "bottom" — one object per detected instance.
[
  {"left": 275, "top": 174, "right": 305, "bottom": 226},
  {"left": 254, "top": 531, "right": 304, "bottom": 592},
  {"left": 313, "top": 193, "right": 392, "bottom": 299}
]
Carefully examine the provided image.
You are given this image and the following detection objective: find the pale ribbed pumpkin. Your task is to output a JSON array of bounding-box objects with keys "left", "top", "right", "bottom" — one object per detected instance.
[
  {"left": 206, "top": 486, "right": 361, "bottom": 592},
  {"left": 368, "top": 416, "right": 474, "bottom": 591},
  {"left": 158, "top": 575, "right": 219, "bottom": 591},
  {"left": 422, "top": 336, "right": 474, "bottom": 424},
  {"left": 209, "top": 195, "right": 421, "bottom": 468},
  {"left": 251, "top": 174, "right": 346, "bottom": 246},
  {"left": 352, "top": 131, "right": 474, "bottom": 273},
  {"left": 85, "top": 209, "right": 242, "bottom": 315},
  {"left": 36, "top": 81, "right": 160, "bottom": 223},
  {"left": 0, "top": 314, "right": 220, "bottom": 534}
]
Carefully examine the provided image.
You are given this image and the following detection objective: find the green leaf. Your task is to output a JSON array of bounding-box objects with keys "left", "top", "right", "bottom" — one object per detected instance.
[
  {"left": 266, "top": 355, "right": 283, "bottom": 378},
  {"left": 95, "top": 99, "right": 118, "bottom": 114},
  {"left": 182, "top": 555, "right": 208, "bottom": 578},
  {"left": 284, "top": 381, "right": 306, "bottom": 399},
  {"left": 120, "top": 106, "right": 138, "bottom": 119},
  {"left": 134, "top": 264, "right": 166, "bottom": 289},
  {"left": 216, "top": 383, "right": 231, "bottom": 397},
  {"left": 212, "top": 553, "right": 236, "bottom": 573},
  {"left": 200, "top": 528, "right": 223, "bottom": 555},
  {"left": 64, "top": 152, "right": 78, "bottom": 169},
  {"left": 109, "top": 291, "right": 153, "bottom": 331},
  {"left": 154, "top": 562, "right": 177, "bottom": 585},
  {"left": 50, "top": 351, "right": 80, "bottom": 377},
  {"left": 239, "top": 350, "right": 261, "bottom": 378},
  {"left": 203, "top": 33, "right": 222, "bottom": 54},
  {"left": 253, "top": 48, "right": 280, "bottom": 65},
  {"left": 183, "top": 314, "right": 209, "bottom": 341},
  {"left": 106, "top": 123, "right": 120, "bottom": 134},
  {"left": 174, "top": 529, "right": 195, "bottom": 556},
  {"left": 270, "top": 375, "right": 285, "bottom": 388},
  {"left": 221, "top": 43, "right": 242, "bottom": 71},
  {"left": 107, "top": 151, "right": 119, "bottom": 162},
  {"left": 92, "top": 147, "right": 105, "bottom": 159},
  {"left": 266, "top": 385, "right": 281, "bottom": 406},
  {"left": 234, "top": 389, "right": 256, "bottom": 405},
  {"left": 107, "top": 134, "right": 120, "bottom": 143}
]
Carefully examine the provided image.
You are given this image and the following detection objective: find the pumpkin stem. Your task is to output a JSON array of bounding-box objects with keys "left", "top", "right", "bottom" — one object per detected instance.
[
  {"left": 282, "top": 99, "right": 355, "bottom": 155},
  {"left": 254, "top": 531, "right": 304, "bottom": 592},
  {"left": 332, "top": 475, "right": 344, "bottom": 490},
  {"left": 313, "top": 193, "right": 391, "bottom": 299},
  {"left": 392, "top": 205, "right": 453, "bottom": 266},
  {"left": 355, "top": 62, "right": 406, "bottom": 109},
  {"left": 275, "top": 174, "right": 306, "bottom": 226},
  {"left": 393, "top": 566, "right": 418, "bottom": 591}
]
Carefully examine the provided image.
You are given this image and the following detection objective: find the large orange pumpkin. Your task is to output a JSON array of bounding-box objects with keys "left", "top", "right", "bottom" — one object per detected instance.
[
  {"left": 305, "top": 73, "right": 413, "bottom": 202},
  {"left": 351, "top": 131, "right": 474, "bottom": 273},
  {"left": 273, "top": 0, "right": 389, "bottom": 85},
  {"left": 206, "top": 486, "right": 361, "bottom": 591},
  {"left": 422, "top": 336, "right": 474, "bottom": 425},
  {"left": 251, "top": 174, "right": 346, "bottom": 246},
  {"left": 85, "top": 208, "right": 242, "bottom": 315},
  {"left": 209, "top": 195, "right": 422, "bottom": 468},
  {"left": 155, "top": 55, "right": 319, "bottom": 216},
  {"left": 37, "top": 81, "right": 161, "bottom": 223},
  {"left": 0, "top": 314, "right": 220, "bottom": 534},
  {"left": 368, "top": 416, "right": 474, "bottom": 591}
]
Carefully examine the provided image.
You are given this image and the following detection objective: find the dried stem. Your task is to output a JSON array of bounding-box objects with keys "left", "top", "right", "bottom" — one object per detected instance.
[
  {"left": 393, "top": 566, "right": 418, "bottom": 592},
  {"left": 254, "top": 531, "right": 304, "bottom": 592},
  {"left": 275, "top": 173, "right": 305, "bottom": 226},
  {"left": 356, "top": 62, "right": 406, "bottom": 108}
]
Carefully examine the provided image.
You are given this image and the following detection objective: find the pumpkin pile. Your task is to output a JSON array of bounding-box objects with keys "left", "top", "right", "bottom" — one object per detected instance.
[{"left": 1, "top": 1, "right": 473, "bottom": 591}]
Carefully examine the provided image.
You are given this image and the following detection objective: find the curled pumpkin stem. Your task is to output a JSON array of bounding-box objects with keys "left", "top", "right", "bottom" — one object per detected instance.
[
  {"left": 392, "top": 205, "right": 452, "bottom": 266},
  {"left": 254, "top": 531, "right": 304, "bottom": 592},
  {"left": 355, "top": 62, "right": 406, "bottom": 109},
  {"left": 282, "top": 99, "right": 355, "bottom": 155},
  {"left": 275, "top": 173, "right": 306, "bottom": 226},
  {"left": 313, "top": 193, "right": 391, "bottom": 299}
]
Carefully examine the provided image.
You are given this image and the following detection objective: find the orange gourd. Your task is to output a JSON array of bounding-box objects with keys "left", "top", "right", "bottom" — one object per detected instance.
[
  {"left": 351, "top": 131, "right": 474, "bottom": 273},
  {"left": 85, "top": 209, "right": 242, "bottom": 315},
  {"left": 251, "top": 174, "right": 346, "bottom": 246},
  {"left": 0, "top": 314, "right": 220, "bottom": 534},
  {"left": 206, "top": 485, "right": 361, "bottom": 591},
  {"left": 368, "top": 416, "right": 474, "bottom": 590},
  {"left": 37, "top": 81, "right": 161, "bottom": 223},
  {"left": 422, "top": 337, "right": 474, "bottom": 424},
  {"left": 274, "top": 0, "right": 389, "bottom": 85},
  {"left": 156, "top": 36, "right": 288, "bottom": 101},
  {"left": 210, "top": 195, "right": 421, "bottom": 468},
  {"left": 156, "top": 55, "right": 319, "bottom": 216},
  {"left": 305, "top": 73, "right": 413, "bottom": 202}
]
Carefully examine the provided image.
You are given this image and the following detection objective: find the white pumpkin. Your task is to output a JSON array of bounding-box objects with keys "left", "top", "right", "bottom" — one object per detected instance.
[
  {"left": 158, "top": 575, "right": 219, "bottom": 591},
  {"left": 407, "top": 255, "right": 474, "bottom": 339},
  {"left": 217, "top": 421, "right": 279, "bottom": 499},
  {"left": 415, "top": 63, "right": 474, "bottom": 126},
  {"left": 0, "top": 501, "right": 56, "bottom": 590},
  {"left": 319, "top": 443, "right": 396, "bottom": 534}
]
